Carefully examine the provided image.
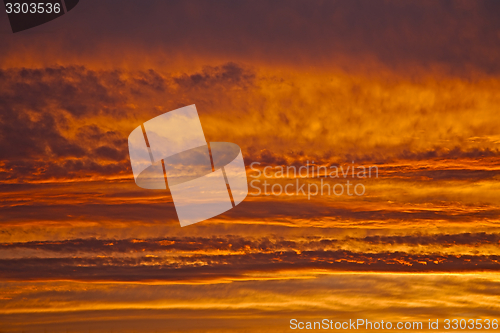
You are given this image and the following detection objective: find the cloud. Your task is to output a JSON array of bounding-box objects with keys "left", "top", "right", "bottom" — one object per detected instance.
[
  {"left": 2, "top": 1, "right": 500, "bottom": 76},
  {"left": 1, "top": 248, "right": 500, "bottom": 282},
  {"left": 3, "top": 232, "right": 500, "bottom": 257},
  {"left": 2, "top": 2, "right": 500, "bottom": 330},
  {"left": 2, "top": 62, "right": 500, "bottom": 185},
  {"left": 0, "top": 64, "right": 258, "bottom": 182}
]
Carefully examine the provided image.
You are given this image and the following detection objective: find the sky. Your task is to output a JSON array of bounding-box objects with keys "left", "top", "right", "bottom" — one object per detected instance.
[{"left": 1, "top": 0, "right": 500, "bottom": 332}]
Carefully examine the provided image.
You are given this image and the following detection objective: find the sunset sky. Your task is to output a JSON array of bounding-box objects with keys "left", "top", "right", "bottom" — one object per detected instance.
[{"left": 2, "top": 1, "right": 500, "bottom": 332}]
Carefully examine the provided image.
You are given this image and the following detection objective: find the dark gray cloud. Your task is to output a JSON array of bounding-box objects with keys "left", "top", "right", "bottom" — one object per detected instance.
[
  {"left": 1, "top": 249, "right": 499, "bottom": 281},
  {"left": 362, "top": 232, "right": 500, "bottom": 246},
  {"left": 2, "top": 189, "right": 500, "bottom": 225},
  {"left": 0, "top": 64, "right": 255, "bottom": 182},
  {"left": 3, "top": 232, "right": 499, "bottom": 254},
  {"left": 2, "top": 1, "right": 500, "bottom": 75}
]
